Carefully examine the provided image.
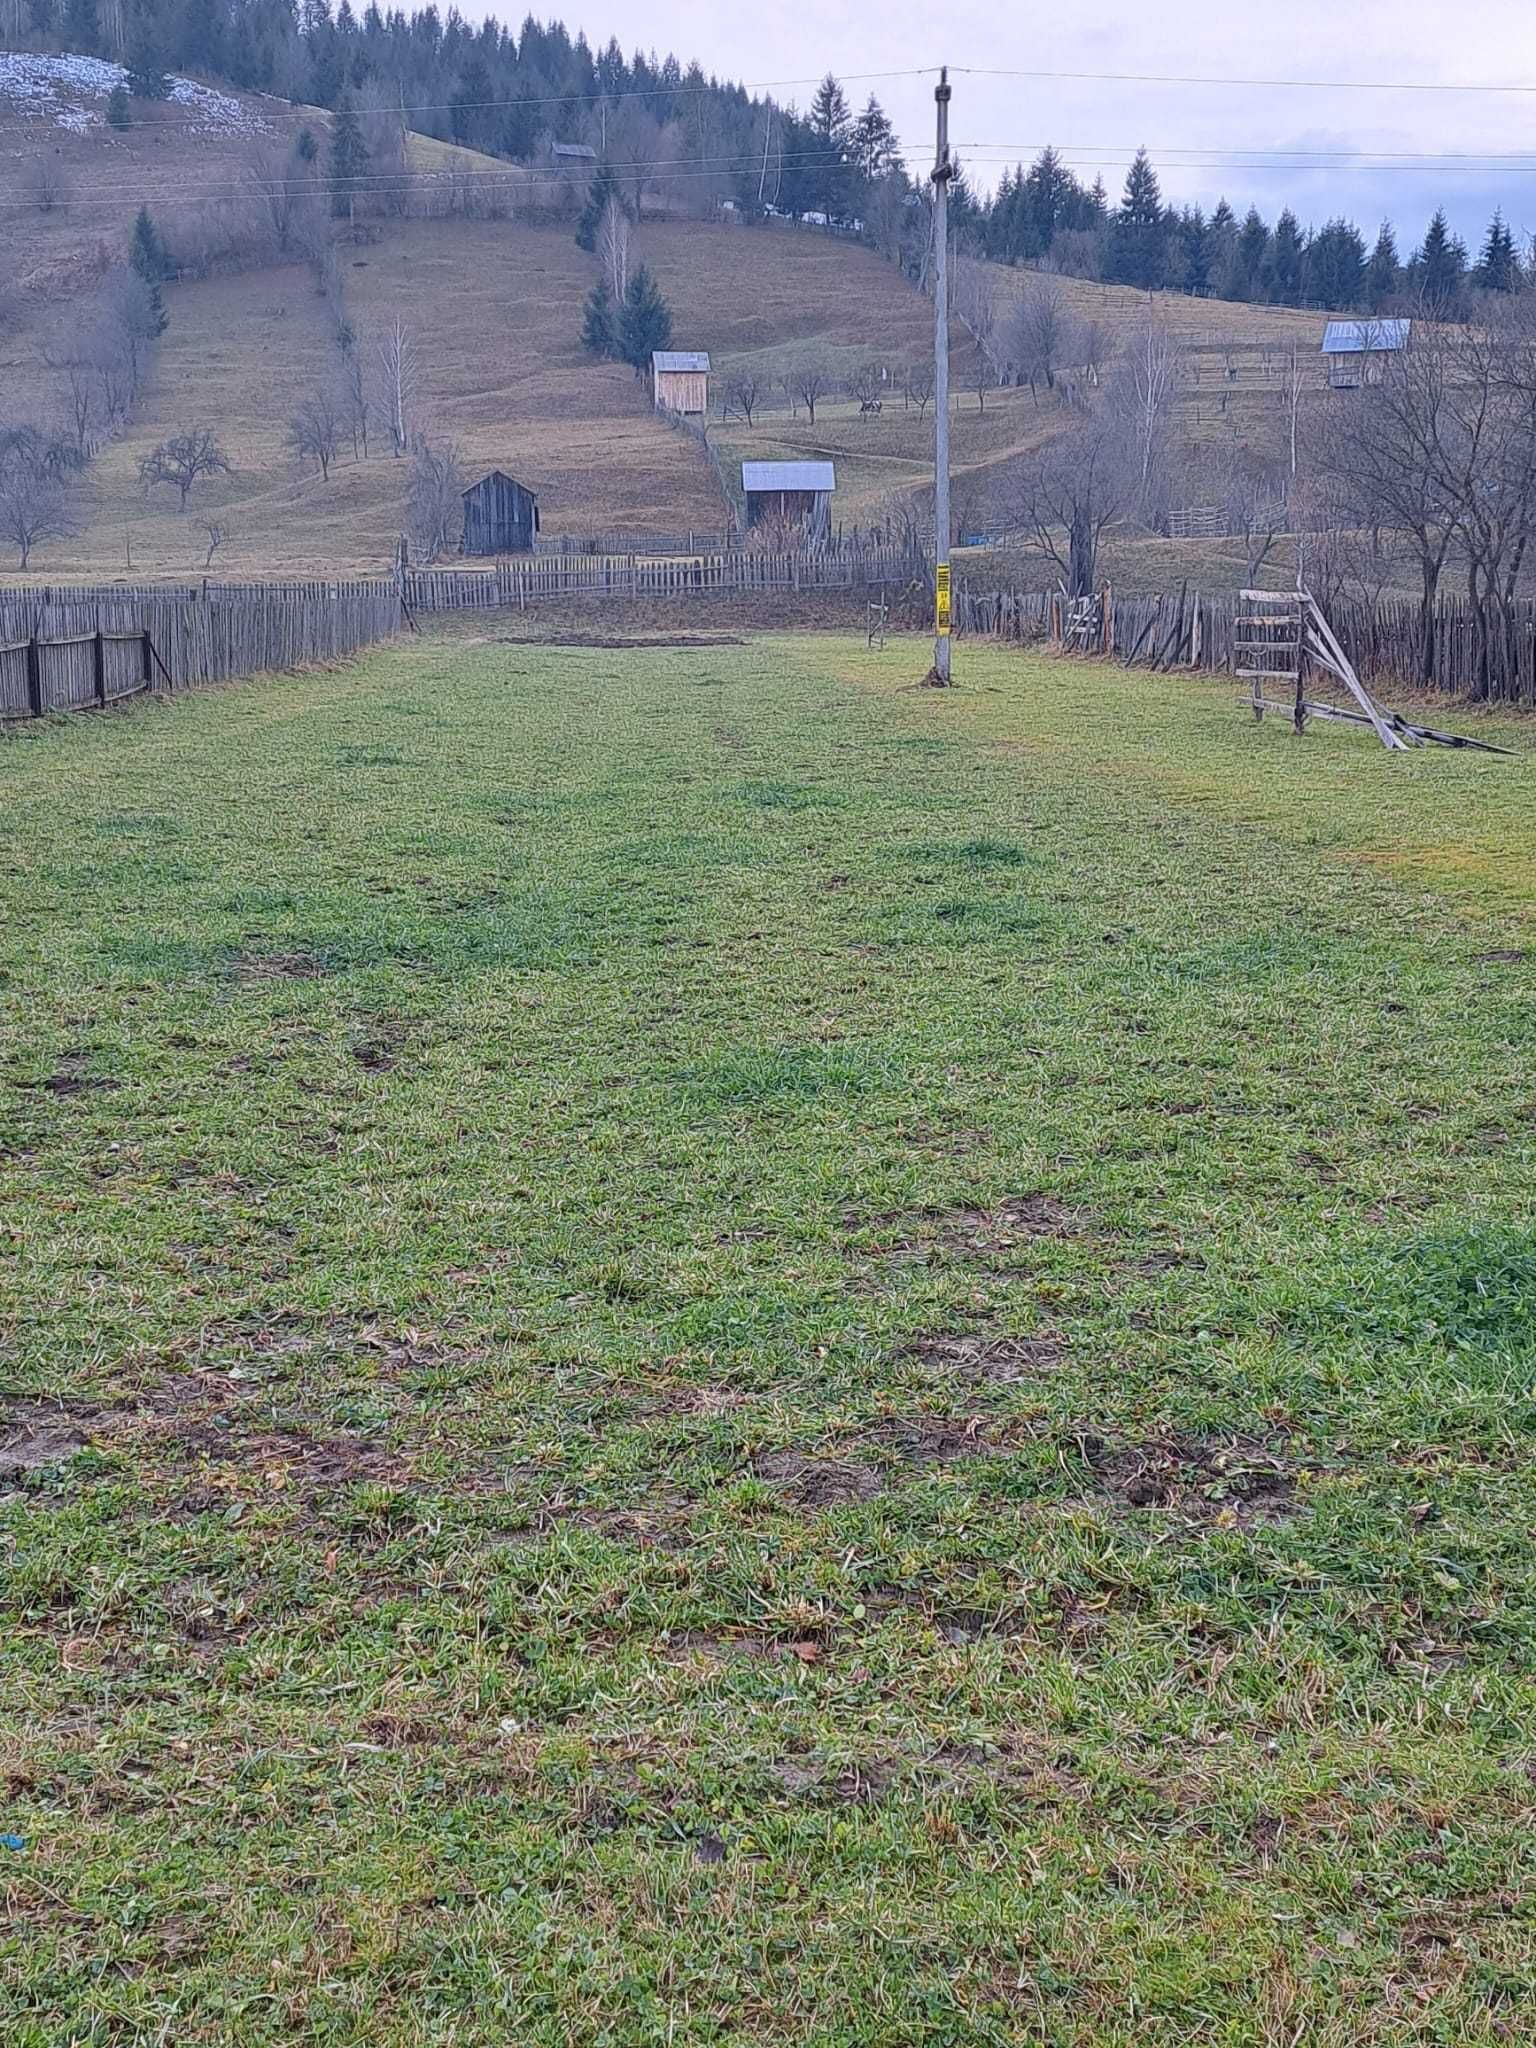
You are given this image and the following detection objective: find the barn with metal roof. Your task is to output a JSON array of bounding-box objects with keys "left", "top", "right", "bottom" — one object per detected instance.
[
  {"left": 1321, "top": 318, "right": 1411, "bottom": 388},
  {"left": 741, "top": 461, "right": 837, "bottom": 541},
  {"left": 653, "top": 351, "right": 710, "bottom": 417}
]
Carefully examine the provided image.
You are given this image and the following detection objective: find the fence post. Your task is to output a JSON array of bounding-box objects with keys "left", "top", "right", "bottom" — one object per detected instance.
[
  {"left": 25, "top": 637, "right": 44, "bottom": 717},
  {"left": 93, "top": 629, "right": 106, "bottom": 706}
]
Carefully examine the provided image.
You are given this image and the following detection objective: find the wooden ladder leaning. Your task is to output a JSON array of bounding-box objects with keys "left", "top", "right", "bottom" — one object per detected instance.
[{"left": 1236, "top": 588, "right": 1412, "bottom": 751}]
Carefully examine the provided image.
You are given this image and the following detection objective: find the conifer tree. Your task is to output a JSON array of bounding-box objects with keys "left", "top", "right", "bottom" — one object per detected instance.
[
  {"left": 581, "top": 276, "right": 618, "bottom": 358},
  {"left": 1108, "top": 149, "right": 1165, "bottom": 289},
  {"left": 1365, "top": 222, "right": 1401, "bottom": 309},
  {"left": 328, "top": 91, "right": 369, "bottom": 218},
  {"left": 617, "top": 264, "right": 673, "bottom": 375},
  {"left": 1419, "top": 209, "right": 1467, "bottom": 312},
  {"left": 1473, "top": 210, "right": 1518, "bottom": 293},
  {"left": 130, "top": 207, "right": 171, "bottom": 334}
]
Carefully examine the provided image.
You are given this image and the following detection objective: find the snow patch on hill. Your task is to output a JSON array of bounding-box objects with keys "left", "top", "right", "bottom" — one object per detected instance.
[{"left": 0, "top": 52, "right": 272, "bottom": 137}]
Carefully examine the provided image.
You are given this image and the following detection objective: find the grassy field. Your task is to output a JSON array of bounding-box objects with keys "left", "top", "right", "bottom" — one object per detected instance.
[{"left": 4, "top": 630, "right": 1536, "bottom": 2043}]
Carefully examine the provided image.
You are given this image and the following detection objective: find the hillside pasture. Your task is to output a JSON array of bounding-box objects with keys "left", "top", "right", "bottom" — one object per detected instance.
[{"left": 3, "top": 628, "right": 1535, "bottom": 2042}]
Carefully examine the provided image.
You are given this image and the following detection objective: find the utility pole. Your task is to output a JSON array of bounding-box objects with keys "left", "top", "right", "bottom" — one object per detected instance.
[{"left": 929, "top": 68, "right": 953, "bottom": 684}]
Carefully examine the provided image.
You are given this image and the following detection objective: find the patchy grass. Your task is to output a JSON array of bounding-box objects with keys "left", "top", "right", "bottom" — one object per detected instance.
[{"left": 3, "top": 632, "right": 1536, "bottom": 2044}]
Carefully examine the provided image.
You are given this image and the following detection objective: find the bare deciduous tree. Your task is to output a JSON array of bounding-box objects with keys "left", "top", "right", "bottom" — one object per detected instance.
[
  {"left": 1309, "top": 332, "right": 1461, "bottom": 682},
  {"left": 200, "top": 518, "right": 231, "bottom": 570},
  {"left": 1122, "top": 318, "right": 1178, "bottom": 525},
  {"left": 405, "top": 435, "right": 466, "bottom": 563},
  {"left": 26, "top": 156, "right": 71, "bottom": 214},
  {"left": 722, "top": 370, "right": 763, "bottom": 425},
  {"left": 905, "top": 360, "right": 935, "bottom": 415},
  {"left": 337, "top": 336, "right": 371, "bottom": 459},
  {"left": 1011, "top": 406, "right": 1132, "bottom": 597},
  {"left": 0, "top": 438, "right": 82, "bottom": 569},
  {"left": 289, "top": 386, "right": 343, "bottom": 480},
  {"left": 784, "top": 352, "right": 833, "bottom": 424},
  {"left": 1004, "top": 277, "right": 1068, "bottom": 401},
  {"left": 139, "top": 428, "right": 232, "bottom": 509},
  {"left": 1077, "top": 318, "right": 1111, "bottom": 389},
  {"left": 596, "top": 196, "right": 632, "bottom": 301},
  {"left": 378, "top": 319, "right": 419, "bottom": 457}
]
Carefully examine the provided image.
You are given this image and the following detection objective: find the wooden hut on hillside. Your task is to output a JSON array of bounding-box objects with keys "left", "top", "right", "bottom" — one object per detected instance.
[
  {"left": 1321, "top": 318, "right": 1411, "bottom": 389},
  {"left": 653, "top": 351, "right": 711, "bottom": 416},
  {"left": 741, "top": 461, "right": 836, "bottom": 543},
  {"left": 461, "top": 471, "right": 539, "bottom": 555}
]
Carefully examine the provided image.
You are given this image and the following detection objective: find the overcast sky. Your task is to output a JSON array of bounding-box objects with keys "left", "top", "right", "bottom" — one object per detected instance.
[{"left": 475, "top": 1, "right": 1536, "bottom": 250}]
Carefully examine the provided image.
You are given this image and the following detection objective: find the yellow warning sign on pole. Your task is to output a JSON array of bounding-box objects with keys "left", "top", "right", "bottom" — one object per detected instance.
[{"left": 935, "top": 563, "right": 951, "bottom": 636}]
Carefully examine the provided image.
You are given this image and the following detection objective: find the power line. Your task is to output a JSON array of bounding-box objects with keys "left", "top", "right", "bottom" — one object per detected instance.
[
  {"left": 21, "top": 66, "right": 939, "bottom": 134},
  {"left": 951, "top": 62, "right": 1536, "bottom": 96}
]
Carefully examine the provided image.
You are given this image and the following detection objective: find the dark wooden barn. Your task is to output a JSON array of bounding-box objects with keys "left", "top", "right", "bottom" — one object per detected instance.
[{"left": 461, "top": 471, "right": 540, "bottom": 556}]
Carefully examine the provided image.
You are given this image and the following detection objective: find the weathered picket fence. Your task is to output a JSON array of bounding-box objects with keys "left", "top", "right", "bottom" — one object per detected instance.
[
  {"left": 403, "top": 543, "right": 923, "bottom": 612},
  {"left": 948, "top": 577, "right": 1536, "bottom": 704},
  {"left": 0, "top": 578, "right": 404, "bottom": 718}
]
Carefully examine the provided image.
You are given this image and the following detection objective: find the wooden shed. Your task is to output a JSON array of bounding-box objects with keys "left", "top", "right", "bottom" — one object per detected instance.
[
  {"left": 1321, "top": 317, "right": 1411, "bottom": 390},
  {"left": 461, "top": 471, "right": 539, "bottom": 555},
  {"left": 653, "top": 350, "right": 710, "bottom": 417},
  {"left": 742, "top": 460, "right": 836, "bottom": 542}
]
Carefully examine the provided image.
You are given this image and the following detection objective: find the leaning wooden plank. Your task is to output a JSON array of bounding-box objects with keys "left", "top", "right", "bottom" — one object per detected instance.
[{"left": 1305, "top": 598, "right": 1410, "bottom": 751}]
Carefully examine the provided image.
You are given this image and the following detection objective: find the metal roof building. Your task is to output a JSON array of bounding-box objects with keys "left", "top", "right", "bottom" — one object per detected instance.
[
  {"left": 741, "top": 461, "right": 837, "bottom": 542},
  {"left": 1321, "top": 319, "right": 1411, "bottom": 387},
  {"left": 653, "top": 351, "right": 711, "bottom": 417},
  {"left": 552, "top": 140, "right": 597, "bottom": 162},
  {"left": 742, "top": 462, "right": 837, "bottom": 494}
]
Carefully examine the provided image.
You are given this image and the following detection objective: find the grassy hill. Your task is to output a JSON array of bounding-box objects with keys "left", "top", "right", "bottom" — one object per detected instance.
[{"left": 2, "top": 52, "right": 1349, "bottom": 582}]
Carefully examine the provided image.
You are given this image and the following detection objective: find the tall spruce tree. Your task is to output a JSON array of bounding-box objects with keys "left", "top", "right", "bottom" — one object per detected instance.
[
  {"left": 1474, "top": 210, "right": 1519, "bottom": 293},
  {"left": 808, "top": 73, "right": 852, "bottom": 220},
  {"left": 328, "top": 91, "right": 369, "bottom": 218},
  {"left": 617, "top": 264, "right": 673, "bottom": 374},
  {"left": 575, "top": 163, "right": 626, "bottom": 252},
  {"left": 126, "top": 16, "right": 171, "bottom": 100},
  {"left": 1269, "top": 210, "right": 1304, "bottom": 304},
  {"left": 1365, "top": 222, "right": 1401, "bottom": 309},
  {"left": 1108, "top": 149, "right": 1165, "bottom": 288},
  {"left": 129, "top": 207, "right": 170, "bottom": 334},
  {"left": 1232, "top": 208, "right": 1270, "bottom": 302},
  {"left": 1419, "top": 209, "right": 1467, "bottom": 311},
  {"left": 581, "top": 276, "right": 618, "bottom": 357}
]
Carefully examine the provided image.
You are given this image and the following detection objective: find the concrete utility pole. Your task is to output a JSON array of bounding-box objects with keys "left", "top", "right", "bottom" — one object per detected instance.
[{"left": 929, "top": 67, "right": 953, "bottom": 683}]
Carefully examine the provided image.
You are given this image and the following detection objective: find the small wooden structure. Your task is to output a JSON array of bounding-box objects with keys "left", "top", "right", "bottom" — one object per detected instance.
[
  {"left": 652, "top": 350, "right": 710, "bottom": 416},
  {"left": 1321, "top": 318, "right": 1410, "bottom": 390},
  {"left": 742, "top": 461, "right": 836, "bottom": 543},
  {"left": 461, "top": 471, "right": 539, "bottom": 556},
  {"left": 551, "top": 141, "right": 597, "bottom": 166}
]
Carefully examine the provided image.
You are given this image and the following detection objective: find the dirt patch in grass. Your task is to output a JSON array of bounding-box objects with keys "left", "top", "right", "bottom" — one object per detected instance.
[
  {"left": 1078, "top": 1432, "right": 1298, "bottom": 1523},
  {"left": 10, "top": 1055, "right": 122, "bottom": 1097},
  {"left": 847, "top": 1193, "right": 1088, "bottom": 1278},
  {"left": 495, "top": 631, "right": 746, "bottom": 650},
  {"left": 905, "top": 1329, "right": 1067, "bottom": 1385},
  {"left": 754, "top": 1449, "right": 884, "bottom": 1506},
  {"left": 0, "top": 1404, "right": 93, "bottom": 1486},
  {"left": 938, "top": 1193, "right": 1086, "bottom": 1252},
  {"left": 230, "top": 950, "right": 335, "bottom": 983}
]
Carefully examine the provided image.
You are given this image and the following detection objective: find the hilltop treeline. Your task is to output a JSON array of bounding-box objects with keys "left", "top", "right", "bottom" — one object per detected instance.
[
  {"left": 6, "top": 4, "right": 1528, "bottom": 318},
  {"left": 976, "top": 148, "right": 1520, "bottom": 317}
]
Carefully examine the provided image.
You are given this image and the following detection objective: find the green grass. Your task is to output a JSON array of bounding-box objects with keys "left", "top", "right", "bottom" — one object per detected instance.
[{"left": 3, "top": 632, "right": 1536, "bottom": 2045}]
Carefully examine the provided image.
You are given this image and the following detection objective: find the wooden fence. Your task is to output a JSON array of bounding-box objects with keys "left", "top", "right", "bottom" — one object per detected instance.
[
  {"left": 948, "top": 577, "right": 1536, "bottom": 704},
  {"left": 403, "top": 544, "right": 924, "bottom": 612},
  {"left": 0, "top": 579, "right": 404, "bottom": 718}
]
